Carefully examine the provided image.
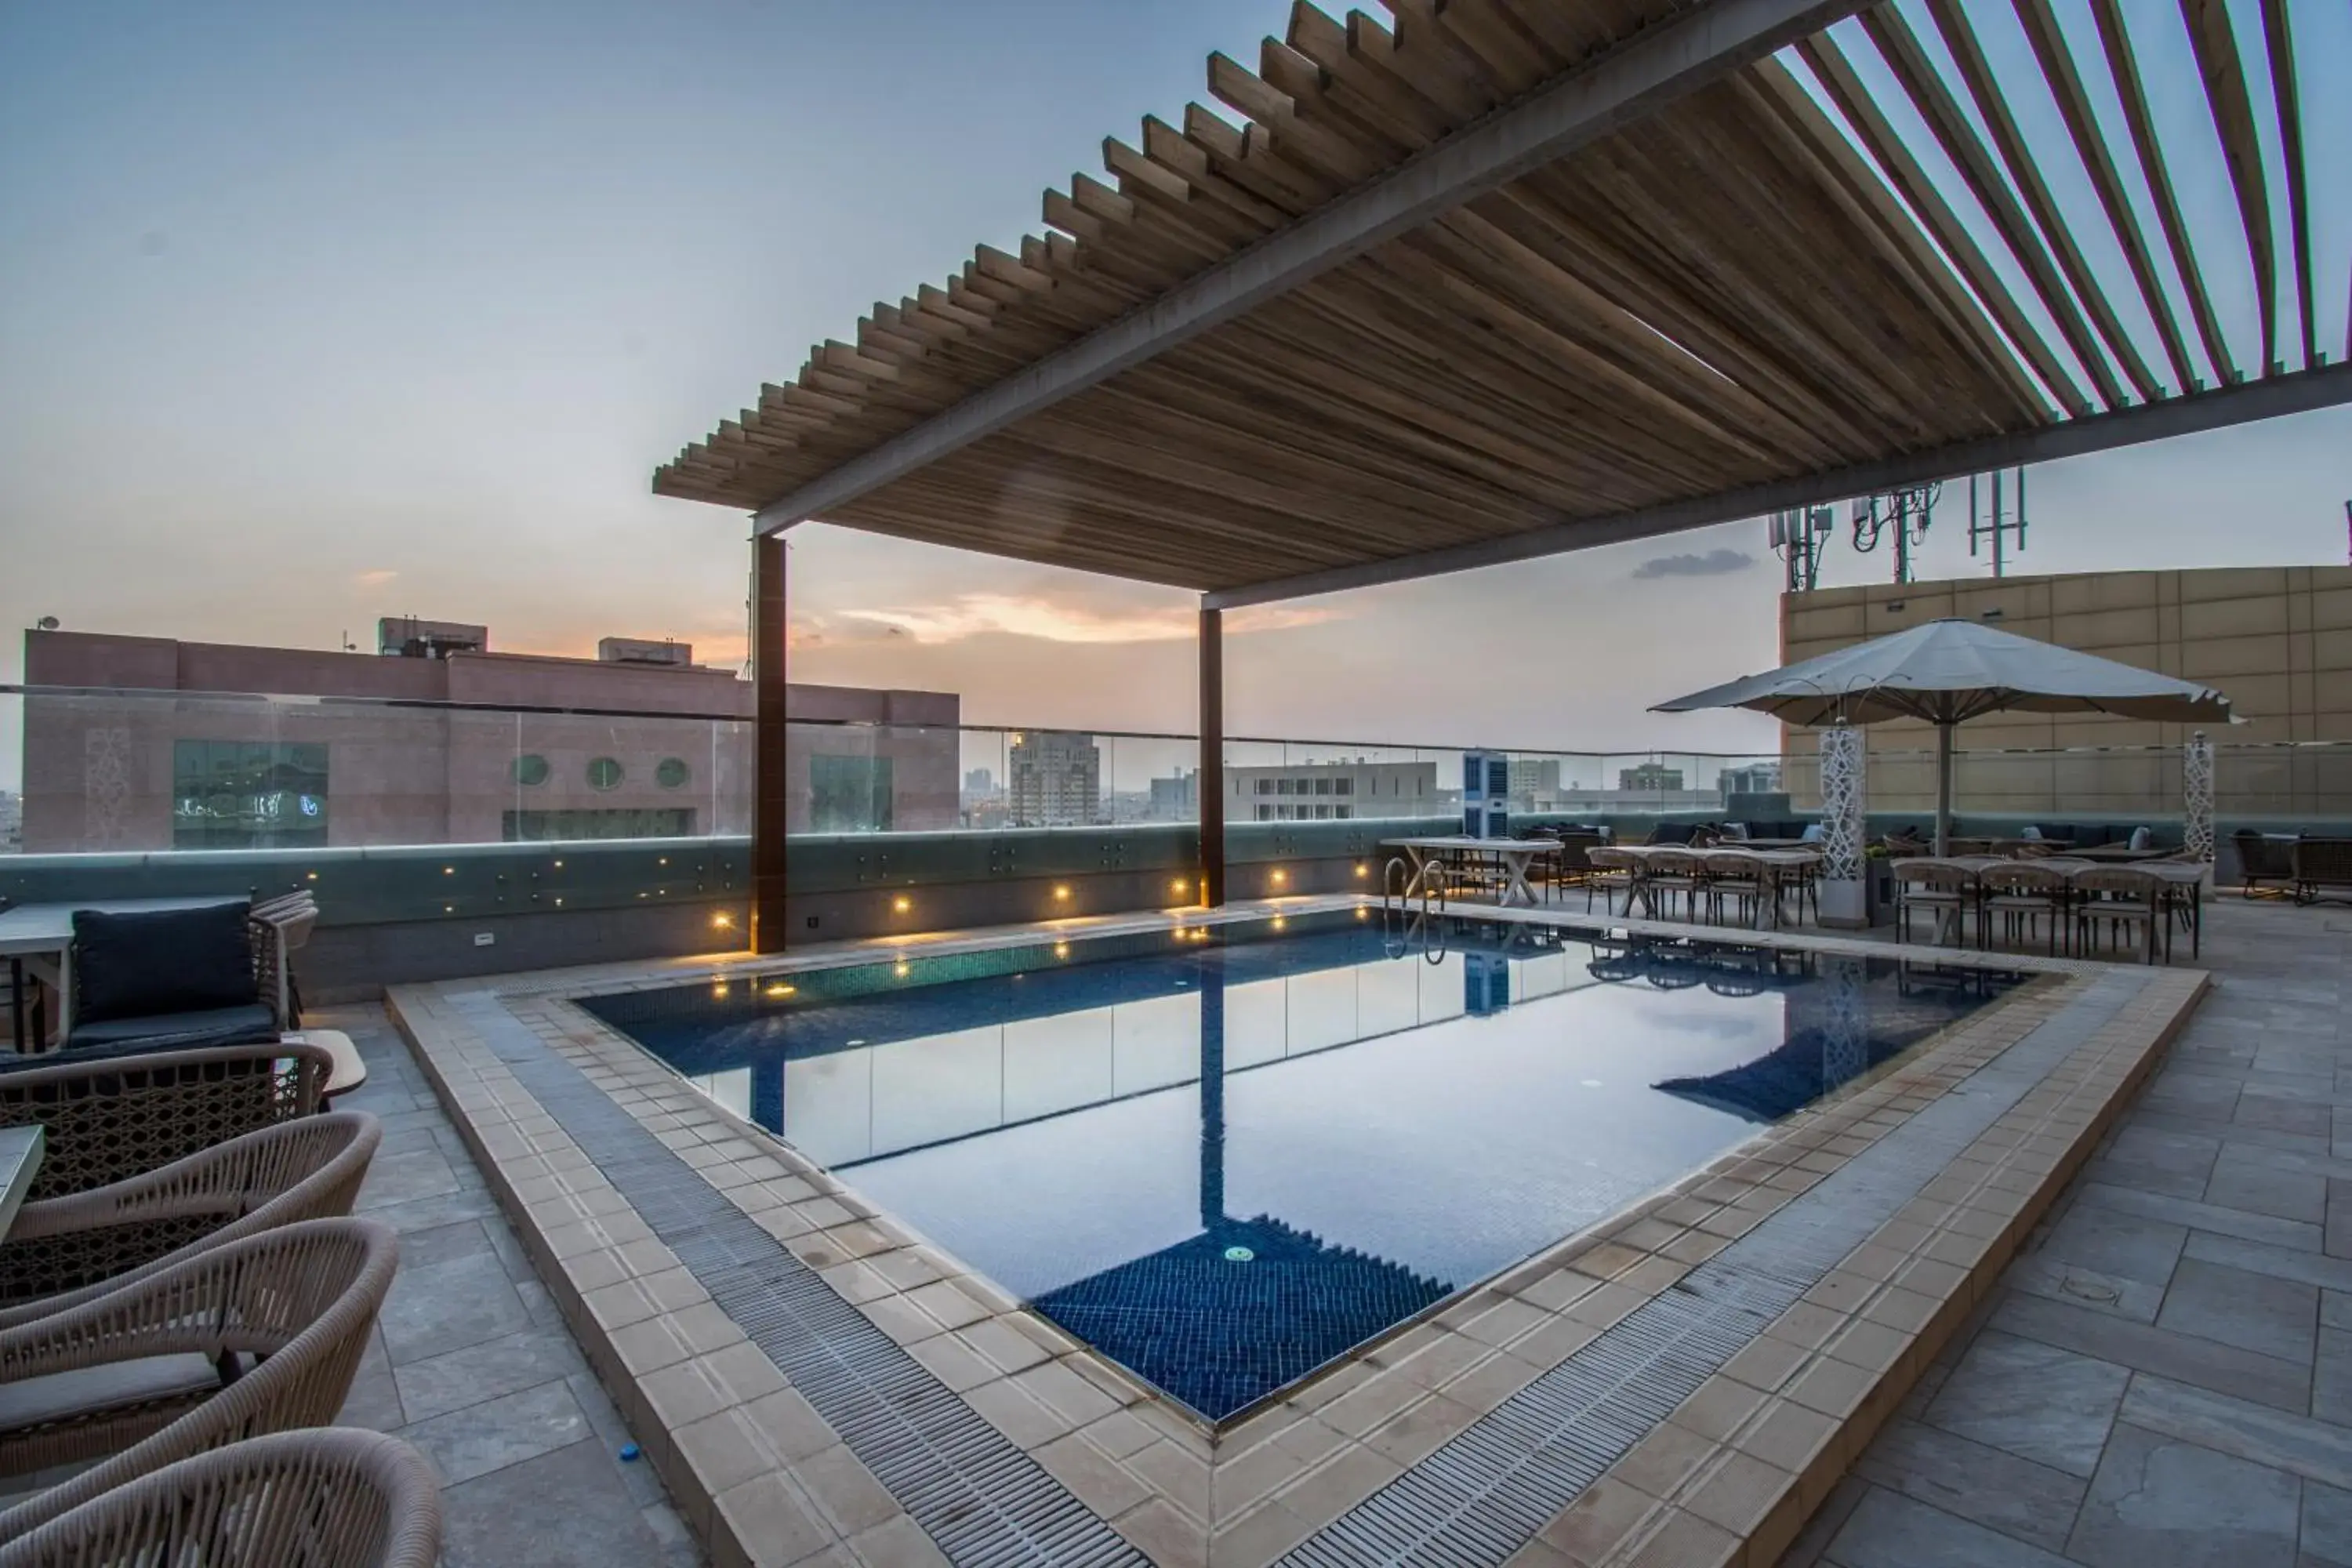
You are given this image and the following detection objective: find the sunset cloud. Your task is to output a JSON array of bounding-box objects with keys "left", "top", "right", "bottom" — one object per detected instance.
[
  {"left": 835, "top": 593, "right": 1338, "bottom": 644},
  {"left": 353, "top": 568, "right": 399, "bottom": 587}
]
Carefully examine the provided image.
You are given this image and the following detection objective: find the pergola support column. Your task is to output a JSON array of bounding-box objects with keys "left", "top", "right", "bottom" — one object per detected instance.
[
  {"left": 752, "top": 535, "right": 789, "bottom": 954},
  {"left": 1199, "top": 605, "right": 1225, "bottom": 909}
]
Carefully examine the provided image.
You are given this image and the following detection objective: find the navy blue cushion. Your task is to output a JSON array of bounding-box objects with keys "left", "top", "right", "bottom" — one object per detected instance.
[
  {"left": 71, "top": 902, "right": 257, "bottom": 1025},
  {"left": 64, "top": 1003, "right": 278, "bottom": 1051}
]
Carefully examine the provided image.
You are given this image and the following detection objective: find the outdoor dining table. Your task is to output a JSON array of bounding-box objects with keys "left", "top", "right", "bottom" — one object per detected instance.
[
  {"left": 0, "top": 1124, "right": 44, "bottom": 1242},
  {"left": 1614, "top": 844, "right": 1824, "bottom": 930},
  {"left": 0, "top": 896, "right": 248, "bottom": 1052},
  {"left": 1378, "top": 836, "right": 1555, "bottom": 909}
]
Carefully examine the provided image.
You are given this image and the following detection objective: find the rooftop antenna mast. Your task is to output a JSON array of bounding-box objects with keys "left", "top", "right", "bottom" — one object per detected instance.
[
  {"left": 1967, "top": 467, "right": 2029, "bottom": 578},
  {"left": 1766, "top": 505, "right": 1835, "bottom": 592},
  {"left": 1849, "top": 483, "right": 1940, "bottom": 585}
]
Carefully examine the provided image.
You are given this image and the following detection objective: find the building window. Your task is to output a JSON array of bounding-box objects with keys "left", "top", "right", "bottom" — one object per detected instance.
[
  {"left": 1276, "top": 779, "right": 1293, "bottom": 795},
  {"left": 586, "top": 757, "right": 625, "bottom": 791},
  {"left": 1314, "top": 779, "right": 1330, "bottom": 795},
  {"left": 1256, "top": 804, "right": 1272, "bottom": 821},
  {"left": 809, "top": 753, "right": 894, "bottom": 833},
  {"left": 512, "top": 754, "right": 550, "bottom": 787},
  {"left": 1315, "top": 805, "right": 1331, "bottom": 819},
  {"left": 655, "top": 757, "right": 691, "bottom": 789},
  {"left": 503, "top": 808, "right": 695, "bottom": 841},
  {"left": 1255, "top": 779, "right": 1272, "bottom": 795},
  {"left": 172, "top": 741, "right": 330, "bottom": 849},
  {"left": 1334, "top": 778, "right": 1353, "bottom": 795},
  {"left": 1336, "top": 805, "right": 1352, "bottom": 820}
]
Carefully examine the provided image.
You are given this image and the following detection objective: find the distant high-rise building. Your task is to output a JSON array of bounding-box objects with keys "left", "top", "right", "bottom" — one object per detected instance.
[
  {"left": 964, "top": 767, "right": 993, "bottom": 794},
  {"left": 1226, "top": 760, "right": 1437, "bottom": 822},
  {"left": 1618, "top": 762, "right": 1685, "bottom": 793},
  {"left": 1718, "top": 762, "right": 1783, "bottom": 797},
  {"left": 1008, "top": 731, "right": 1102, "bottom": 826},
  {"left": 1147, "top": 768, "right": 1197, "bottom": 820}
]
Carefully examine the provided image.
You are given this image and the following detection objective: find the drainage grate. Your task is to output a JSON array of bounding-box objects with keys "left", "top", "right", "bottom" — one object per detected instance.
[
  {"left": 450, "top": 996, "right": 1148, "bottom": 1568},
  {"left": 1282, "top": 974, "right": 2144, "bottom": 1567}
]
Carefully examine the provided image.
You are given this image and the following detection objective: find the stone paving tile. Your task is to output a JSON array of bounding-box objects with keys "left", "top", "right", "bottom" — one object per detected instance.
[
  {"left": 328, "top": 1006, "right": 700, "bottom": 1566},
  {"left": 1989, "top": 1292, "right": 2313, "bottom": 1413},
  {"left": 1921, "top": 1330, "right": 2129, "bottom": 1479},
  {"left": 2072, "top": 1181, "right": 2325, "bottom": 1253},
  {"left": 1850, "top": 1417, "right": 2087, "bottom": 1552},
  {"left": 2157, "top": 1257, "right": 2321, "bottom": 1365},
  {"left": 1824, "top": 1486, "right": 2075, "bottom": 1566},
  {"left": 2066, "top": 1421, "right": 2302, "bottom": 1568}
]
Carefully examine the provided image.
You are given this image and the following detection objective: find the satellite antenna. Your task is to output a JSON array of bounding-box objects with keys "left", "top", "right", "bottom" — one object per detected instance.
[
  {"left": 1968, "top": 467, "right": 2029, "bottom": 578},
  {"left": 1849, "top": 484, "right": 1940, "bottom": 584},
  {"left": 1766, "top": 505, "right": 1835, "bottom": 592}
]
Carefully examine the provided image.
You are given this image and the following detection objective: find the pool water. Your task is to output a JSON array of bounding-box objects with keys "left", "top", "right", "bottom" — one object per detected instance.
[{"left": 583, "top": 914, "right": 2020, "bottom": 1422}]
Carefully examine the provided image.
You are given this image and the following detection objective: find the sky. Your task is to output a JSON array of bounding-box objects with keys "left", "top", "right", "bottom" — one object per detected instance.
[{"left": 3, "top": 0, "right": 2349, "bottom": 788}]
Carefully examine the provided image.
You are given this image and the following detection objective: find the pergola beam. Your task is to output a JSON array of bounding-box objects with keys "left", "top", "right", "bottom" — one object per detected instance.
[
  {"left": 1203, "top": 360, "right": 2352, "bottom": 609},
  {"left": 746, "top": 0, "right": 1864, "bottom": 535}
]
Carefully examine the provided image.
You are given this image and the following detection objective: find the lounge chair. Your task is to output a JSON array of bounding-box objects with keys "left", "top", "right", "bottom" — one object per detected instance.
[
  {"left": 0, "top": 1218, "right": 397, "bottom": 1537},
  {"left": 2234, "top": 828, "right": 2296, "bottom": 896},
  {"left": 2293, "top": 838, "right": 2352, "bottom": 907},
  {"left": 0, "top": 1110, "right": 380, "bottom": 1329},
  {"left": 0, "top": 1428, "right": 439, "bottom": 1568},
  {"left": 0, "top": 1040, "right": 332, "bottom": 1203},
  {"left": 60, "top": 901, "right": 292, "bottom": 1051}
]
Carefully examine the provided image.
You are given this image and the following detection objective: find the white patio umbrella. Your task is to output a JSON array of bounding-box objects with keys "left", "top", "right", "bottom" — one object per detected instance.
[{"left": 1651, "top": 619, "right": 2234, "bottom": 855}]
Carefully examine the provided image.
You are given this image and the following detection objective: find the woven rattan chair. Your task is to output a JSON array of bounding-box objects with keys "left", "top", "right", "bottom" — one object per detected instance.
[
  {"left": 2293, "top": 838, "right": 2352, "bottom": 907},
  {"left": 0, "top": 1218, "right": 397, "bottom": 1537},
  {"left": 0, "top": 1426, "right": 438, "bottom": 1568},
  {"left": 2234, "top": 828, "right": 2296, "bottom": 897},
  {"left": 1641, "top": 848, "right": 1702, "bottom": 922},
  {"left": 0, "top": 1112, "right": 380, "bottom": 1330},
  {"left": 1893, "top": 860, "right": 1979, "bottom": 946},
  {"left": 1773, "top": 852, "right": 1824, "bottom": 927},
  {"left": 0, "top": 1040, "right": 330, "bottom": 1203},
  {"left": 1701, "top": 851, "right": 1764, "bottom": 927},
  {"left": 1585, "top": 847, "right": 1637, "bottom": 916},
  {"left": 1979, "top": 862, "right": 2067, "bottom": 955},
  {"left": 2072, "top": 866, "right": 2165, "bottom": 963}
]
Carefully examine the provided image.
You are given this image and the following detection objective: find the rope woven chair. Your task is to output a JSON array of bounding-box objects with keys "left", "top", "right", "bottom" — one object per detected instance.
[
  {"left": 1700, "top": 851, "right": 1764, "bottom": 927},
  {"left": 1979, "top": 862, "right": 2067, "bottom": 955},
  {"left": 0, "top": 1427, "right": 438, "bottom": 1568},
  {"left": 1640, "top": 848, "right": 1702, "bottom": 922},
  {"left": 0, "top": 1112, "right": 380, "bottom": 1330},
  {"left": 1773, "top": 852, "right": 1824, "bottom": 927},
  {"left": 1585, "top": 846, "right": 1637, "bottom": 916},
  {"left": 1893, "top": 860, "right": 1979, "bottom": 946},
  {"left": 0, "top": 1040, "right": 331, "bottom": 1203},
  {"left": 0, "top": 1218, "right": 397, "bottom": 1537},
  {"left": 2071, "top": 866, "right": 2165, "bottom": 963}
]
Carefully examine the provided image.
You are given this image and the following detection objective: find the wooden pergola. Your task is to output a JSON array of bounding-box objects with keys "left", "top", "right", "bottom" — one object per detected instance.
[{"left": 652, "top": 0, "right": 2350, "bottom": 951}]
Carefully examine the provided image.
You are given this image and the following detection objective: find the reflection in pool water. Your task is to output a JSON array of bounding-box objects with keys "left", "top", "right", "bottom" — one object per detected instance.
[{"left": 583, "top": 916, "right": 2017, "bottom": 1421}]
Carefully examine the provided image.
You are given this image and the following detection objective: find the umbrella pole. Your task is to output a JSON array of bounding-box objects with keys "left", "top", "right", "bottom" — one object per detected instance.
[{"left": 1935, "top": 721, "right": 1954, "bottom": 857}]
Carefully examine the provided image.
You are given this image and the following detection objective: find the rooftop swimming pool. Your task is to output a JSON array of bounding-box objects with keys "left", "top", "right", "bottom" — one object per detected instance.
[{"left": 582, "top": 913, "right": 2024, "bottom": 1422}]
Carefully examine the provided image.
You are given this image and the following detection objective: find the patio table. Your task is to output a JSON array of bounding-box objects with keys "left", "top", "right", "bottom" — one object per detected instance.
[
  {"left": 0, "top": 897, "right": 250, "bottom": 1052},
  {"left": 1379, "top": 837, "right": 1553, "bottom": 909},
  {"left": 0, "top": 1124, "right": 43, "bottom": 1241}
]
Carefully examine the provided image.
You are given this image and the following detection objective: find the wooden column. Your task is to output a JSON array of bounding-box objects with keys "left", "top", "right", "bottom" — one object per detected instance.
[
  {"left": 1199, "top": 605, "right": 1225, "bottom": 908},
  {"left": 752, "top": 535, "right": 789, "bottom": 954}
]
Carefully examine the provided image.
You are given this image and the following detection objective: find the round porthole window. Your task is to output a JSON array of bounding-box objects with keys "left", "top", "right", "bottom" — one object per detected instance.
[
  {"left": 655, "top": 757, "right": 691, "bottom": 789},
  {"left": 586, "top": 757, "right": 624, "bottom": 791},
  {"left": 511, "top": 754, "right": 550, "bottom": 787}
]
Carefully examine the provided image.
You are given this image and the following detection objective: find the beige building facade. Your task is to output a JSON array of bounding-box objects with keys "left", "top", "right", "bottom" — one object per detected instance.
[{"left": 1779, "top": 567, "right": 2352, "bottom": 820}]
